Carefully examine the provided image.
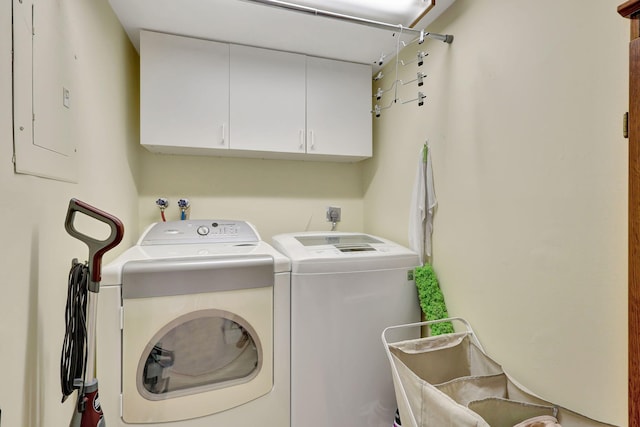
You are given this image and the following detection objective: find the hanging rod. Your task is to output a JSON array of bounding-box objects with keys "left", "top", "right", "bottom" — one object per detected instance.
[{"left": 238, "top": 0, "right": 454, "bottom": 43}]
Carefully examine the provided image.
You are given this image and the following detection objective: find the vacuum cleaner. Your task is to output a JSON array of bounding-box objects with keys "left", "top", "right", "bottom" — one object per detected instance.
[{"left": 61, "top": 199, "right": 124, "bottom": 427}]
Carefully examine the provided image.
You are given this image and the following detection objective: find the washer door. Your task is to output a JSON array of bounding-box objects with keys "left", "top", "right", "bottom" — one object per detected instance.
[{"left": 121, "top": 256, "right": 274, "bottom": 423}]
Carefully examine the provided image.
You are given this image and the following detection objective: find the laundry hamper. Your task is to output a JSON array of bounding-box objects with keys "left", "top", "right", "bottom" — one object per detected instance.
[{"left": 382, "top": 318, "right": 617, "bottom": 427}]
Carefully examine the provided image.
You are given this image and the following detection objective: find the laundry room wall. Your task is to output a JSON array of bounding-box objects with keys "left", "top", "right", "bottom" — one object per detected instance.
[
  {"left": 1, "top": 0, "right": 629, "bottom": 425},
  {"left": 136, "top": 154, "right": 366, "bottom": 240},
  {"left": 363, "top": 0, "right": 628, "bottom": 425},
  {"left": 0, "top": 1, "right": 140, "bottom": 426}
]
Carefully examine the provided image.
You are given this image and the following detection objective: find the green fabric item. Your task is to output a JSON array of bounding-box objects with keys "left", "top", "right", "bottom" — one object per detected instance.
[{"left": 414, "top": 264, "right": 454, "bottom": 335}]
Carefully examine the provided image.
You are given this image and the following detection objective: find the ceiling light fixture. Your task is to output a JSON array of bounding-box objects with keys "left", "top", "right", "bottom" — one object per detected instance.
[
  {"left": 287, "top": 0, "right": 435, "bottom": 28},
  {"left": 239, "top": 0, "right": 453, "bottom": 43}
]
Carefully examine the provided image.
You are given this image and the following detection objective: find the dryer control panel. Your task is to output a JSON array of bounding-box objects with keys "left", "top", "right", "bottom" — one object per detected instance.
[{"left": 139, "top": 220, "right": 261, "bottom": 245}]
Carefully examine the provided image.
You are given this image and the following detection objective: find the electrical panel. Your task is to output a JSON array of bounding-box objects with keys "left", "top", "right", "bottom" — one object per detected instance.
[{"left": 12, "top": 0, "right": 78, "bottom": 182}]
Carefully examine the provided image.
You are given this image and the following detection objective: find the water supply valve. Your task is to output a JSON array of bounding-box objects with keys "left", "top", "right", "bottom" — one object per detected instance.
[
  {"left": 155, "top": 198, "right": 169, "bottom": 222},
  {"left": 155, "top": 198, "right": 169, "bottom": 210},
  {"left": 178, "top": 198, "right": 190, "bottom": 220}
]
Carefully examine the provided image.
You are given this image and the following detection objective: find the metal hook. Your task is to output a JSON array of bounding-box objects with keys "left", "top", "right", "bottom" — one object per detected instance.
[
  {"left": 373, "top": 79, "right": 401, "bottom": 99},
  {"left": 401, "top": 30, "right": 426, "bottom": 48},
  {"left": 400, "top": 51, "right": 429, "bottom": 67},
  {"left": 402, "top": 92, "right": 426, "bottom": 107},
  {"left": 401, "top": 72, "right": 427, "bottom": 87},
  {"left": 375, "top": 52, "right": 387, "bottom": 67},
  {"left": 371, "top": 99, "right": 396, "bottom": 118}
]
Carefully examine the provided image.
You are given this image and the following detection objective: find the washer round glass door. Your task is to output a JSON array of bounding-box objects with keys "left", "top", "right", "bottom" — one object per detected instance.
[{"left": 120, "top": 256, "right": 274, "bottom": 424}]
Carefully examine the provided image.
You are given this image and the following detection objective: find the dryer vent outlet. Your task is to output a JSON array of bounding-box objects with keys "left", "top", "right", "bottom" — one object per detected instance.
[{"left": 326, "top": 206, "right": 341, "bottom": 223}]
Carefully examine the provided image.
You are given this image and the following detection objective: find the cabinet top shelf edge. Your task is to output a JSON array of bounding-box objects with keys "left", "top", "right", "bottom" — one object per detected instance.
[{"left": 619, "top": 0, "right": 640, "bottom": 18}]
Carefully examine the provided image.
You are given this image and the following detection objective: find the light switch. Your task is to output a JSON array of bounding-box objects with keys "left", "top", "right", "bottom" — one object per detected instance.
[{"left": 63, "top": 87, "right": 70, "bottom": 108}]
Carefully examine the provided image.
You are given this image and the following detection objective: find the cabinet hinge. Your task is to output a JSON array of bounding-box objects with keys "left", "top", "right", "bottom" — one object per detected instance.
[{"left": 624, "top": 112, "right": 629, "bottom": 139}]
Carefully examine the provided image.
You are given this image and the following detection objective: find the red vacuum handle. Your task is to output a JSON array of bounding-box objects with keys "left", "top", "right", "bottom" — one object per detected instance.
[{"left": 64, "top": 198, "right": 125, "bottom": 284}]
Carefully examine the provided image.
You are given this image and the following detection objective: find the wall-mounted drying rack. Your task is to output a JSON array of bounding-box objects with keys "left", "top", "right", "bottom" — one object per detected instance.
[
  {"left": 372, "top": 31, "right": 450, "bottom": 118},
  {"left": 237, "top": 0, "right": 453, "bottom": 118}
]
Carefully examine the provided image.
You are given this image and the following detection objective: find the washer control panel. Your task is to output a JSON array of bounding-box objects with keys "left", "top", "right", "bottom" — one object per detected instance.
[{"left": 139, "top": 220, "right": 260, "bottom": 245}]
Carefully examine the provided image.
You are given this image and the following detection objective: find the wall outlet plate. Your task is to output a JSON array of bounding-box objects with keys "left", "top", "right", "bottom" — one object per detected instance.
[{"left": 326, "top": 206, "right": 341, "bottom": 222}]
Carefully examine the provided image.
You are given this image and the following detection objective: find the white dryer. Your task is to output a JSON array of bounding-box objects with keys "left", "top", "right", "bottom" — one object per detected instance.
[
  {"left": 97, "top": 220, "right": 290, "bottom": 426},
  {"left": 271, "top": 232, "right": 421, "bottom": 427}
]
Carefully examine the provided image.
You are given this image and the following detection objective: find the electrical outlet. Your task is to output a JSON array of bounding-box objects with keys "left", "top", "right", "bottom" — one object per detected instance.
[{"left": 326, "top": 206, "right": 341, "bottom": 222}]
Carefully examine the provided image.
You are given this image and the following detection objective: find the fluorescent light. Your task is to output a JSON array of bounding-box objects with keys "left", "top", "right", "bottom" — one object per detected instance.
[{"left": 285, "top": 0, "right": 434, "bottom": 28}]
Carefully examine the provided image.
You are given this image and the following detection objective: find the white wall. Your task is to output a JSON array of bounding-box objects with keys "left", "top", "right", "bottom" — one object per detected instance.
[
  {"left": 0, "top": 0, "right": 140, "bottom": 425},
  {"left": 364, "top": 0, "right": 628, "bottom": 425}
]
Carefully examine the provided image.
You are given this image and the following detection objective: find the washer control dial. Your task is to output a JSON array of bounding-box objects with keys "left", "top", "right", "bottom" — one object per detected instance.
[{"left": 196, "top": 226, "right": 210, "bottom": 236}]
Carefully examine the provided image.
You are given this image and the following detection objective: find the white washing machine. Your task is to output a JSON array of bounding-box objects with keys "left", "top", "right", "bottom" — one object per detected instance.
[
  {"left": 271, "top": 232, "right": 421, "bottom": 427},
  {"left": 97, "top": 220, "right": 290, "bottom": 426}
]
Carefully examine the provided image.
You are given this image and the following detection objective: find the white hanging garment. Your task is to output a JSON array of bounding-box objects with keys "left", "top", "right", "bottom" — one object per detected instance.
[{"left": 408, "top": 144, "right": 437, "bottom": 265}]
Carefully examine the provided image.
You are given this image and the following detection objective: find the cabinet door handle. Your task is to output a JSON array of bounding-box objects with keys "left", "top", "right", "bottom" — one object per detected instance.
[
  {"left": 221, "top": 123, "right": 226, "bottom": 145},
  {"left": 299, "top": 129, "right": 305, "bottom": 151},
  {"left": 309, "top": 130, "right": 315, "bottom": 150}
]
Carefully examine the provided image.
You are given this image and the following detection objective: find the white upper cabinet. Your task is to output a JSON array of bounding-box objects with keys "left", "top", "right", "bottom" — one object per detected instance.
[
  {"left": 140, "top": 31, "right": 230, "bottom": 153},
  {"left": 230, "top": 45, "right": 306, "bottom": 154},
  {"left": 306, "top": 56, "right": 372, "bottom": 159},
  {"left": 140, "top": 31, "right": 372, "bottom": 161}
]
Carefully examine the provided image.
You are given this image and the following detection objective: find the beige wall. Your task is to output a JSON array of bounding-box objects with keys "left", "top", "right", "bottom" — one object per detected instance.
[
  {"left": 364, "top": 0, "right": 628, "bottom": 425},
  {"left": 0, "top": 0, "right": 630, "bottom": 425},
  {"left": 0, "top": 0, "right": 140, "bottom": 425},
  {"left": 137, "top": 153, "right": 365, "bottom": 240}
]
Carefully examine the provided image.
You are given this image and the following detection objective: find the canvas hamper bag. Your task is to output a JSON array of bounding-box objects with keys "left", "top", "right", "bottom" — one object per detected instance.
[{"left": 383, "top": 319, "right": 618, "bottom": 427}]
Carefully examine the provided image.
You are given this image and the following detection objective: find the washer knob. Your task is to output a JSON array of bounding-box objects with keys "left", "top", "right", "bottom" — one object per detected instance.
[{"left": 197, "top": 226, "right": 210, "bottom": 236}]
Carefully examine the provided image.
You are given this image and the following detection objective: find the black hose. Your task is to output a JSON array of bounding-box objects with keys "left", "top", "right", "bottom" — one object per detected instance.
[{"left": 60, "top": 261, "right": 89, "bottom": 403}]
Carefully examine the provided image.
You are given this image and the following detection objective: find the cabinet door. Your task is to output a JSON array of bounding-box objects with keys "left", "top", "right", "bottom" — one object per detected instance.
[
  {"left": 140, "top": 31, "right": 229, "bottom": 152},
  {"left": 306, "top": 57, "right": 372, "bottom": 159},
  {"left": 230, "top": 45, "right": 306, "bottom": 154}
]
